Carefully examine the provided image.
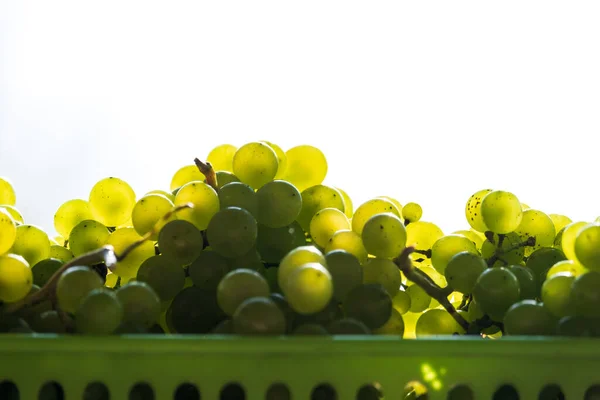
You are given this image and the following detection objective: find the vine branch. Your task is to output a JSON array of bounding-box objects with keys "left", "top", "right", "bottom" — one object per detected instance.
[{"left": 194, "top": 158, "right": 218, "bottom": 192}]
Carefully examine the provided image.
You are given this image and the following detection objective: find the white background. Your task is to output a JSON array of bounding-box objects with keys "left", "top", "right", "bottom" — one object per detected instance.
[{"left": 1, "top": 1, "right": 599, "bottom": 237}]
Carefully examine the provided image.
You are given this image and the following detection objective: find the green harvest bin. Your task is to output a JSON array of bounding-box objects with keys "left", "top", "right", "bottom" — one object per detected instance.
[{"left": 1, "top": 335, "right": 600, "bottom": 400}]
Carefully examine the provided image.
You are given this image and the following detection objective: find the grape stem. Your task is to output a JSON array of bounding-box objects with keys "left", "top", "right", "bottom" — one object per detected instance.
[
  {"left": 194, "top": 158, "right": 218, "bottom": 192},
  {"left": 485, "top": 236, "right": 536, "bottom": 267}
]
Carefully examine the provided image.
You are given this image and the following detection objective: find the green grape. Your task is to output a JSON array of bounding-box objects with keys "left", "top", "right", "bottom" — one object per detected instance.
[
  {"left": 106, "top": 228, "right": 155, "bottom": 278},
  {"left": 69, "top": 219, "right": 110, "bottom": 257},
  {"left": 570, "top": 271, "right": 600, "bottom": 318},
  {"left": 269, "top": 292, "right": 295, "bottom": 332},
  {"left": 158, "top": 220, "right": 204, "bottom": 266},
  {"left": 402, "top": 202, "right": 423, "bottom": 224},
  {"left": 0, "top": 254, "right": 32, "bottom": 302},
  {"left": 49, "top": 245, "right": 74, "bottom": 263},
  {"left": 170, "top": 165, "right": 205, "bottom": 191},
  {"left": 352, "top": 198, "right": 401, "bottom": 235},
  {"left": 167, "top": 286, "right": 223, "bottom": 333},
  {"left": 217, "top": 268, "right": 270, "bottom": 316},
  {"left": 296, "top": 184, "right": 345, "bottom": 232},
  {"left": 232, "top": 296, "right": 286, "bottom": 335},
  {"left": 480, "top": 190, "right": 522, "bottom": 234},
  {"left": 278, "top": 245, "right": 326, "bottom": 292},
  {"left": 431, "top": 234, "right": 478, "bottom": 274},
  {"left": 30, "top": 310, "right": 66, "bottom": 334},
  {"left": 553, "top": 226, "right": 564, "bottom": 248},
  {"left": 561, "top": 221, "right": 587, "bottom": 261},
  {"left": 416, "top": 309, "right": 465, "bottom": 337},
  {"left": 116, "top": 281, "right": 161, "bottom": 329},
  {"left": 257, "top": 221, "right": 306, "bottom": 264},
  {"left": 10, "top": 224, "right": 51, "bottom": 266},
  {"left": 444, "top": 251, "right": 487, "bottom": 294},
  {"left": 31, "top": 258, "right": 63, "bottom": 286},
  {"left": 173, "top": 181, "right": 219, "bottom": 230},
  {"left": 188, "top": 249, "right": 229, "bottom": 292},
  {"left": 392, "top": 290, "right": 411, "bottom": 314},
  {"left": 207, "top": 143, "right": 237, "bottom": 173},
  {"left": 361, "top": 213, "right": 406, "bottom": 259},
  {"left": 406, "top": 221, "right": 444, "bottom": 255},
  {"left": 232, "top": 141, "right": 278, "bottom": 189},
  {"left": 465, "top": 189, "right": 493, "bottom": 232},
  {"left": 407, "top": 284, "right": 431, "bottom": 313},
  {"left": 526, "top": 247, "right": 567, "bottom": 296},
  {"left": 0, "top": 205, "right": 23, "bottom": 224},
  {"left": 292, "top": 299, "right": 342, "bottom": 329},
  {"left": 218, "top": 182, "right": 258, "bottom": 218},
  {"left": 574, "top": 223, "right": 600, "bottom": 270},
  {"left": 556, "top": 315, "right": 599, "bottom": 337},
  {"left": 88, "top": 177, "right": 136, "bottom": 227},
  {"left": 418, "top": 266, "right": 446, "bottom": 309},
  {"left": 53, "top": 199, "right": 94, "bottom": 239},
  {"left": 105, "top": 272, "right": 118, "bottom": 288},
  {"left": 377, "top": 196, "right": 402, "bottom": 215},
  {"left": 362, "top": 257, "right": 401, "bottom": 297},
  {"left": 473, "top": 267, "right": 520, "bottom": 320},
  {"left": 324, "top": 250, "right": 363, "bottom": 302},
  {"left": 76, "top": 288, "right": 123, "bottom": 334},
  {"left": 293, "top": 323, "right": 328, "bottom": 335},
  {"left": 212, "top": 319, "right": 233, "bottom": 334},
  {"left": 145, "top": 189, "right": 176, "bottom": 202},
  {"left": 0, "top": 177, "right": 16, "bottom": 205},
  {"left": 373, "top": 308, "right": 405, "bottom": 336},
  {"left": 507, "top": 265, "right": 537, "bottom": 300},
  {"left": 452, "top": 230, "right": 485, "bottom": 249},
  {"left": 325, "top": 229, "right": 368, "bottom": 265},
  {"left": 327, "top": 318, "right": 371, "bottom": 335},
  {"left": 503, "top": 300, "right": 556, "bottom": 336},
  {"left": 137, "top": 255, "right": 185, "bottom": 301},
  {"left": 256, "top": 180, "right": 302, "bottom": 228},
  {"left": 227, "top": 248, "right": 264, "bottom": 272},
  {"left": 480, "top": 232, "right": 526, "bottom": 268},
  {"left": 56, "top": 266, "right": 103, "bottom": 313},
  {"left": 514, "top": 209, "right": 556, "bottom": 255},
  {"left": 284, "top": 263, "right": 333, "bottom": 315},
  {"left": 541, "top": 272, "right": 574, "bottom": 317},
  {"left": 261, "top": 141, "right": 287, "bottom": 179},
  {"left": 281, "top": 145, "right": 328, "bottom": 192},
  {"left": 212, "top": 171, "right": 240, "bottom": 189},
  {"left": 336, "top": 187, "right": 354, "bottom": 218},
  {"left": 549, "top": 214, "right": 572, "bottom": 233},
  {"left": 344, "top": 284, "right": 392, "bottom": 329},
  {"left": 131, "top": 194, "right": 175, "bottom": 240},
  {"left": 402, "top": 311, "right": 420, "bottom": 339},
  {"left": 309, "top": 208, "right": 350, "bottom": 248},
  {"left": 0, "top": 208, "right": 16, "bottom": 255},
  {"left": 207, "top": 207, "right": 258, "bottom": 258},
  {"left": 546, "top": 260, "right": 587, "bottom": 279}
]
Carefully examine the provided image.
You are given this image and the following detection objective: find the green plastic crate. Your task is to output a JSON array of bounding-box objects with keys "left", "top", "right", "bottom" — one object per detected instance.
[{"left": 1, "top": 335, "right": 600, "bottom": 399}]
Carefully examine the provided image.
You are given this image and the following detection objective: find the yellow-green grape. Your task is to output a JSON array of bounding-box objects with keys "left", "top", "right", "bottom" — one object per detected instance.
[
  {"left": 261, "top": 141, "right": 287, "bottom": 179},
  {"left": 392, "top": 290, "right": 411, "bottom": 314},
  {"left": 561, "top": 221, "right": 588, "bottom": 261},
  {"left": 402, "top": 202, "right": 423, "bottom": 224},
  {"left": 526, "top": 247, "right": 567, "bottom": 297},
  {"left": 137, "top": 255, "right": 185, "bottom": 302},
  {"left": 210, "top": 171, "right": 238, "bottom": 190},
  {"left": 131, "top": 194, "right": 175, "bottom": 240},
  {"left": 0, "top": 254, "right": 32, "bottom": 302},
  {"left": 504, "top": 300, "right": 557, "bottom": 336},
  {"left": 174, "top": 181, "right": 219, "bottom": 231},
  {"left": 206, "top": 207, "right": 257, "bottom": 259},
  {"left": 105, "top": 272, "right": 118, "bottom": 288},
  {"left": 89, "top": 177, "right": 136, "bottom": 227},
  {"left": 373, "top": 308, "right": 405, "bottom": 336},
  {"left": 53, "top": 199, "right": 94, "bottom": 239},
  {"left": 325, "top": 229, "right": 368, "bottom": 264},
  {"left": 362, "top": 258, "right": 401, "bottom": 297},
  {"left": 68, "top": 220, "right": 110, "bottom": 257},
  {"left": 541, "top": 272, "right": 575, "bottom": 318},
  {"left": 297, "top": 185, "right": 345, "bottom": 232},
  {"left": 324, "top": 250, "right": 363, "bottom": 302},
  {"left": 549, "top": 214, "right": 572, "bottom": 233},
  {"left": 145, "top": 189, "right": 176, "bottom": 202},
  {"left": 170, "top": 165, "right": 205, "bottom": 191},
  {"left": 465, "top": 189, "right": 493, "bottom": 233},
  {"left": 335, "top": 187, "right": 354, "bottom": 218},
  {"left": 281, "top": 145, "right": 327, "bottom": 192},
  {"left": 406, "top": 221, "right": 444, "bottom": 254},
  {"left": 507, "top": 265, "right": 537, "bottom": 300},
  {"left": 416, "top": 309, "right": 465, "bottom": 337},
  {"left": 402, "top": 311, "right": 420, "bottom": 339},
  {"left": 284, "top": 263, "right": 333, "bottom": 315},
  {"left": 361, "top": 213, "right": 406, "bottom": 259},
  {"left": 444, "top": 251, "right": 487, "bottom": 294},
  {"left": 481, "top": 232, "right": 526, "bottom": 268},
  {"left": 0, "top": 177, "right": 16, "bottom": 205},
  {"left": 546, "top": 259, "right": 587, "bottom": 279},
  {"left": 521, "top": 203, "right": 531, "bottom": 210},
  {"left": 0, "top": 205, "right": 23, "bottom": 224},
  {"left": 75, "top": 288, "right": 123, "bottom": 335},
  {"left": 431, "top": 234, "right": 478, "bottom": 274},
  {"left": 10, "top": 225, "right": 51, "bottom": 266},
  {"left": 49, "top": 245, "right": 74, "bottom": 263},
  {"left": 106, "top": 228, "right": 155, "bottom": 278},
  {"left": 0, "top": 208, "right": 17, "bottom": 255},
  {"left": 473, "top": 267, "right": 520, "bottom": 320},
  {"left": 116, "top": 281, "right": 161, "bottom": 329},
  {"left": 377, "top": 196, "right": 402, "bottom": 215},
  {"left": 480, "top": 190, "right": 523, "bottom": 234},
  {"left": 256, "top": 180, "right": 302, "bottom": 228},
  {"left": 309, "top": 208, "right": 350, "bottom": 249},
  {"left": 232, "top": 296, "right": 286, "bottom": 335},
  {"left": 574, "top": 224, "right": 600, "bottom": 271},
  {"left": 217, "top": 268, "right": 270, "bottom": 316},
  {"left": 56, "top": 266, "right": 104, "bottom": 314},
  {"left": 278, "top": 245, "right": 326, "bottom": 292},
  {"left": 206, "top": 143, "right": 237, "bottom": 173},
  {"left": 452, "top": 229, "right": 484, "bottom": 249},
  {"left": 158, "top": 220, "right": 204, "bottom": 266},
  {"left": 514, "top": 209, "right": 556, "bottom": 255},
  {"left": 352, "top": 198, "right": 400, "bottom": 235},
  {"left": 256, "top": 221, "right": 306, "bottom": 264},
  {"left": 232, "top": 142, "right": 278, "bottom": 189},
  {"left": 406, "top": 284, "right": 431, "bottom": 313},
  {"left": 571, "top": 271, "right": 600, "bottom": 318}
]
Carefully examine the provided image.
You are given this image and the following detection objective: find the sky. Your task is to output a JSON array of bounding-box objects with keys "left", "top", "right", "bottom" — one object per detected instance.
[{"left": 1, "top": 1, "right": 599, "bottom": 237}]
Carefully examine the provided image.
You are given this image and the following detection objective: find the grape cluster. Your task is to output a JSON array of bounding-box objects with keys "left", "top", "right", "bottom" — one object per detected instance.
[{"left": 1, "top": 141, "right": 599, "bottom": 339}]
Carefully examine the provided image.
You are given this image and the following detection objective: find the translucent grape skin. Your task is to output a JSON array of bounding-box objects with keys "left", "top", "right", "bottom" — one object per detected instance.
[
  {"left": 444, "top": 251, "right": 487, "bottom": 294},
  {"left": 402, "top": 202, "right": 423, "bottom": 224},
  {"left": 352, "top": 198, "right": 400, "bottom": 236},
  {"left": 392, "top": 290, "right": 411, "bottom": 315},
  {"left": 232, "top": 141, "right": 279, "bottom": 189},
  {"left": 309, "top": 208, "right": 350, "bottom": 249},
  {"left": 361, "top": 212, "right": 407, "bottom": 259},
  {"left": 158, "top": 220, "right": 204, "bottom": 266},
  {"left": 56, "top": 266, "right": 104, "bottom": 314},
  {"left": 106, "top": 227, "right": 155, "bottom": 278},
  {"left": 405, "top": 221, "right": 444, "bottom": 254},
  {"left": 31, "top": 258, "right": 63, "bottom": 287},
  {"left": 116, "top": 281, "right": 161, "bottom": 329},
  {"left": 507, "top": 264, "right": 537, "bottom": 300},
  {"left": 75, "top": 288, "right": 123, "bottom": 335},
  {"left": 514, "top": 209, "right": 556, "bottom": 255},
  {"left": 406, "top": 284, "right": 431, "bottom": 313},
  {"left": 324, "top": 250, "right": 363, "bottom": 302},
  {"left": 549, "top": 214, "right": 572, "bottom": 233},
  {"left": 170, "top": 165, "right": 206, "bottom": 191},
  {"left": 0, "top": 205, "right": 23, "bottom": 224},
  {"left": 526, "top": 247, "right": 567, "bottom": 297},
  {"left": 136, "top": 255, "right": 186, "bottom": 302},
  {"left": 277, "top": 246, "right": 326, "bottom": 293},
  {"left": 256, "top": 180, "right": 302, "bottom": 228},
  {"left": 131, "top": 194, "right": 175, "bottom": 240},
  {"left": 570, "top": 271, "right": 600, "bottom": 318},
  {"left": 49, "top": 245, "right": 74, "bottom": 263},
  {"left": 283, "top": 263, "right": 333, "bottom": 315},
  {"left": 218, "top": 182, "right": 258, "bottom": 218},
  {"left": 0, "top": 254, "right": 32, "bottom": 303},
  {"left": 343, "top": 283, "right": 392, "bottom": 330},
  {"left": 561, "top": 221, "right": 588, "bottom": 261},
  {"left": 574, "top": 224, "right": 600, "bottom": 271},
  {"left": 211, "top": 171, "right": 240, "bottom": 189},
  {"left": 416, "top": 309, "right": 465, "bottom": 337},
  {"left": 541, "top": 272, "right": 575, "bottom": 318},
  {"left": 281, "top": 145, "right": 328, "bottom": 193},
  {"left": 431, "top": 234, "right": 478, "bottom": 274},
  {"left": 173, "top": 181, "right": 220, "bottom": 231},
  {"left": 503, "top": 300, "right": 557, "bottom": 336},
  {"left": 325, "top": 229, "right": 368, "bottom": 265},
  {"left": 88, "top": 177, "right": 136, "bottom": 227},
  {"left": 362, "top": 258, "right": 401, "bottom": 298},
  {"left": 232, "top": 297, "right": 286, "bottom": 335},
  {"left": 335, "top": 187, "right": 354, "bottom": 218},
  {"left": 206, "top": 207, "right": 258, "bottom": 259},
  {"left": 0, "top": 177, "right": 17, "bottom": 205},
  {"left": 10, "top": 224, "right": 51, "bottom": 267},
  {"left": 217, "top": 268, "right": 270, "bottom": 316},
  {"left": 260, "top": 141, "right": 287, "bottom": 179},
  {"left": 68, "top": 220, "right": 110, "bottom": 257},
  {"left": 0, "top": 208, "right": 16, "bottom": 255},
  {"left": 480, "top": 190, "right": 523, "bottom": 234},
  {"left": 53, "top": 199, "right": 94, "bottom": 239},
  {"left": 373, "top": 308, "right": 405, "bottom": 336},
  {"left": 465, "top": 189, "right": 493, "bottom": 233},
  {"left": 296, "top": 184, "right": 345, "bottom": 232},
  {"left": 472, "top": 267, "right": 520, "bottom": 321},
  {"left": 206, "top": 143, "right": 237, "bottom": 173}
]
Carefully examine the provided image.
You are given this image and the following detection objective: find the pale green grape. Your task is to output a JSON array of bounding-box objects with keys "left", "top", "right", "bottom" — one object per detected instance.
[
  {"left": 556, "top": 315, "right": 598, "bottom": 337},
  {"left": 256, "top": 221, "right": 306, "bottom": 264},
  {"left": 444, "top": 251, "right": 487, "bottom": 294},
  {"left": 174, "top": 181, "right": 219, "bottom": 231},
  {"left": 89, "top": 177, "right": 136, "bottom": 227},
  {"left": 361, "top": 212, "right": 406, "bottom": 259},
  {"left": 541, "top": 272, "right": 574, "bottom": 317},
  {"left": 0, "top": 208, "right": 16, "bottom": 255},
  {"left": 402, "top": 202, "right": 423, "bottom": 224},
  {"left": 212, "top": 171, "right": 240, "bottom": 189},
  {"left": 105, "top": 272, "right": 118, "bottom": 288},
  {"left": 503, "top": 300, "right": 556, "bottom": 336},
  {"left": 514, "top": 209, "right": 556, "bottom": 255},
  {"left": 406, "top": 221, "right": 444, "bottom": 256},
  {"left": 549, "top": 214, "right": 572, "bottom": 233},
  {"left": 188, "top": 249, "right": 229, "bottom": 292},
  {"left": 352, "top": 198, "right": 400, "bottom": 235},
  {"left": 68, "top": 219, "right": 110, "bottom": 257},
  {"left": 526, "top": 247, "right": 567, "bottom": 297},
  {"left": 158, "top": 220, "right": 204, "bottom": 266},
  {"left": 170, "top": 165, "right": 205, "bottom": 191},
  {"left": 75, "top": 288, "right": 123, "bottom": 335},
  {"left": 480, "top": 190, "right": 522, "bottom": 234},
  {"left": 226, "top": 248, "right": 264, "bottom": 271},
  {"left": 281, "top": 145, "right": 328, "bottom": 192},
  {"left": 327, "top": 318, "right": 371, "bottom": 334},
  {"left": 106, "top": 228, "right": 155, "bottom": 278},
  {"left": 217, "top": 268, "right": 270, "bottom": 316},
  {"left": 415, "top": 309, "right": 465, "bottom": 337},
  {"left": 10, "top": 224, "right": 51, "bottom": 266},
  {"left": 392, "top": 290, "right": 411, "bottom": 314},
  {"left": 362, "top": 258, "right": 401, "bottom": 298},
  {"left": 343, "top": 283, "right": 392, "bottom": 329},
  {"left": 0, "top": 177, "right": 16, "bottom": 205},
  {"left": 206, "top": 143, "right": 237, "bottom": 173},
  {"left": 373, "top": 308, "right": 405, "bottom": 336},
  {"left": 574, "top": 223, "right": 600, "bottom": 271},
  {"left": 232, "top": 296, "right": 286, "bottom": 335},
  {"left": 0, "top": 254, "right": 32, "bottom": 302},
  {"left": 131, "top": 194, "right": 175, "bottom": 240},
  {"left": 452, "top": 230, "right": 485, "bottom": 249},
  {"left": 49, "top": 245, "right": 74, "bottom": 263},
  {"left": 284, "top": 263, "right": 333, "bottom": 315},
  {"left": 53, "top": 199, "right": 94, "bottom": 239},
  {"left": 402, "top": 311, "right": 420, "bottom": 339},
  {"left": 31, "top": 258, "right": 62, "bottom": 286},
  {"left": 431, "top": 234, "right": 478, "bottom": 274},
  {"left": 481, "top": 232, "right": 526, "bottom": 268},
  {"left": 56, "top": 266, "right": 104, "bottom": 313},
  {"left": 296, "top": 185, "right": 345, "bottom": 232},
  {"left": 465, "top": 189, "right": 493, "bottom": 232},
  {"left": 256, "top": 180, "right": 302, "bottom": 228},
  {"left": 30, "top": 310, "right": 66, "bottom": 334},
  {"left": 232, "top": 141, "right": 278, "bottom": 189},
  {"left": 261, "top": 141, "right": 287, "bottom": 179},
  {"left": 336, "top": 187, "right": 354, "bottom": 218},
  {"left": 561, "top": 221, "right": 588, "bottom": 262},
  {"left": 570, "top": 271, "right": 600, "bottom": 318},
  {"left": 546, "top": 260, "right": 587, "bottom": 279},
  {"left": 473, "top": 267, "right": 520, "bottom": 320},
  {"left": 137, "top": 255, "right": 185, "bottom": 301},
  {"left": 406, "top": 284, "right": 431, "bottom": 313},
  {"left": 116, "top": 281, "right": 161, "bottom": 329},
  {"left": 0, "top": 205, "right": 24, "bottom": 224},
  {"left": 309, "top": 208, "right": 350, "bottom": 248},
  {"left": 207, "top": 207, "right": 258, "bottom": 258},
  {"left": 324, "top": 250, "right": 362, "bottom": 302},
  {"left": 377, "top": 196, "right": 402, "bottom": 215},
  {"left": 219, "top": 182, "right": 258, "bottom": 218},
  {"left": 325, "top": 229, "right": 368, "bottom": 265},
  {"left": 145, "top": 189, "right": 175, "bottom": 202},
  {"left": 507, "top": 265, "right": 537, "bottom": 300}
]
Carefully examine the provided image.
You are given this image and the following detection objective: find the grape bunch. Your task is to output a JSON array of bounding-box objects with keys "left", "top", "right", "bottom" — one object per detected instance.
[{"left": 1, "top": 141, "right": 599, "bottom": 340}]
